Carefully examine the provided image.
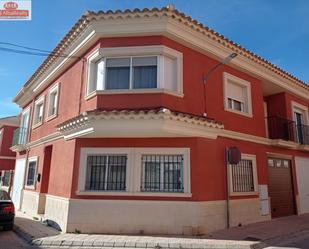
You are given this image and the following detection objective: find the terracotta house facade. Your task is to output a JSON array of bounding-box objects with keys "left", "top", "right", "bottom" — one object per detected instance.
[
  {"left": 0, "top": 116, "right": 19, "bottom": 193},
  {"left": 10, "top": 7, "right": 309, "bottom": 235}
]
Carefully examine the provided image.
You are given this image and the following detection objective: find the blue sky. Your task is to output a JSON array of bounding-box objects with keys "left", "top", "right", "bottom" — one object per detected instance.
[{"left": 0, "top": 0, "right": 308, "bottom": 117}]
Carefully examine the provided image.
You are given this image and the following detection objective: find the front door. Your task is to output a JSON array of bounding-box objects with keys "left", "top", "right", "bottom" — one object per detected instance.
[
  {"left": 11, "top": 158, "right": 26, "bottom": 210},
  {"left": 268, "top": 158, "right": 296, "bottom": 218}
]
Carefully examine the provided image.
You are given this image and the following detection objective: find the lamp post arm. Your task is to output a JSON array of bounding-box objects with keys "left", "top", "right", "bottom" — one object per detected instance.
[{"left": 203, "top": 62, "right": 224, "bottom": 84}]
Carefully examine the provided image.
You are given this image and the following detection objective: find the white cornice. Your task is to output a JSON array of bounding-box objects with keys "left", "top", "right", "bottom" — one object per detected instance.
[
  {"left": 13, "top": 13, "right": 309, "bottom": 107},
  {"left": 58, "top": 109, "right": 224, "bottom": 140}
]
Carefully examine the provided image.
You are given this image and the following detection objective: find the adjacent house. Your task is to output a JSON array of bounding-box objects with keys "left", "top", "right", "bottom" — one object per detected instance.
[
  {"left": 0, "top": 116, "right": 19, "bottom": 193},
  {"left": 10, "top": 6, "right": 309, "bottom": 235}
]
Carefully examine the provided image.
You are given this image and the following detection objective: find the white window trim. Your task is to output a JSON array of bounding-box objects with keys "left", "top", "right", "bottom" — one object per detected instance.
[
  {"left": 229, "top": 154, "right": 258, "bottom": 196},
  {"left": 77, "top": 147, "right": 191, "bottom": 197},
  {"left": 25, "top": 156, "right": 38, "bottom": 189},
  {"left": 291, "top": 101, "right": 309, "bottom": 125},
  {"left": 19, "top": 107, "right": 30, "bottom": 144},
  {"left": 46, "top": 83, "right": 60, "bottom": 121},
  {"left": 223, "top": 72, "right": 253, "bottom": 118},
  {"left": 21, "top": 107, "right": 30, "bottom": 129},
  {"left": 85, "top": 45, "right": 183, "bottom": 98},
  {"left": 32, "top": 96, "right": 45, "bottom": 129}
]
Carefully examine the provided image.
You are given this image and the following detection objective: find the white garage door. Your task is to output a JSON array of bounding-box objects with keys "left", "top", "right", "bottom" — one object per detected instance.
[
  {"left": 295, "top": 157, "right": 309, "bottom": 214},
  {"left": 11, "top": 158, "right": 26, "bottom": 210}
]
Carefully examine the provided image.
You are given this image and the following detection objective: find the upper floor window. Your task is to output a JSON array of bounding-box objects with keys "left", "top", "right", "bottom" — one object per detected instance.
[
  {"left": 291, "top": 101, "right": 309, "bottom": 144},
  {"left": 47, "top": 83, "right": 59, "bottom": 120},
  {"left": 18, "top": 108, "right": 30, "bottom": 145},
  {"left": 33, "top": 97, "right": 44, "bottom": 128},
  {"left": 223, "top": 72, "right": 252, "bottom": 117},
  {"left": 86, "top": 45, "right": 183, "bottom": 97}
]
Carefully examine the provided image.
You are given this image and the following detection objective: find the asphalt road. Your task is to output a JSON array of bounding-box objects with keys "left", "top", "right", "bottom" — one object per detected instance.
[
  {"left": 0, "top": 230, "right": 309, "bottom": 249},
  {"left": 0, "top": 230, "right": 30, "bottom": 249}
]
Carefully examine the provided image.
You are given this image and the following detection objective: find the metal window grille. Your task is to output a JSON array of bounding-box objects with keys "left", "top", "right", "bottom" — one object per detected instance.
[
  {"left": 2, "top": 171, "right": 12, "bottom": 187},
  {"left": 231, "top": 159, "right": 255, "bottom": 192},
  {"left": 85, "top": 155, "right": 127, "bottom": 191},
  {"left": 26, "top": 161, "right": 37, "bottom": 186},
  {"left": 141, "top": 155, "right": 184, "bottom": 192}
]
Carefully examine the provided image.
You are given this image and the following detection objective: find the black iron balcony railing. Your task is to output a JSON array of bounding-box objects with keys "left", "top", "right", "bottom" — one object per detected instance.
[
  {"left": 12, "top": 127, "right": 28, "bottom": 147},
  {"left": 267, "top": 116, "right": 309, "bottom": 145}
]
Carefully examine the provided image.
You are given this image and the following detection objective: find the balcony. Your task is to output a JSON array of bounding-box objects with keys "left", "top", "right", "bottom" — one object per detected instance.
[
  {"left": 267, "top": 116, "right": 309, "bottom": 147},
  {"left": 11, "top": 127, "right": 28, "bottom": 151}
]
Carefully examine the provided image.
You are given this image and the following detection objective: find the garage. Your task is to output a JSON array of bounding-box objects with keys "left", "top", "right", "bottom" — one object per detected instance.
[
  {"left": 295, "top": 157, "right": 309, "bottom": 214},
  {"left": 268, "top": 158, "right": 296, "bottom": 218}
]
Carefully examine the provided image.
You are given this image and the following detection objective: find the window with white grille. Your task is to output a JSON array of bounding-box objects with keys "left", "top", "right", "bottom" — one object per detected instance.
[
  {"left": 229, "top": 155, "right": 258, "bottom": 195},
  {"left": 141, "top": 155, "right": 184, "bottom": 192},
  {"left": 85, "top": 155, "right": 127, "bottom": 191},
  {"left": 1, "top": 170, "right": 12, "bottom": 187}
]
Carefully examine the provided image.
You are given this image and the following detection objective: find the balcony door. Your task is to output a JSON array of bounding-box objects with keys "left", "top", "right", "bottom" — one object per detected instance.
[
  {"left": 292, "top": 102, "right": 309, "bottom": 145},
  {"left": 19, "top": 109, "right": 30, "bottom": 144},
  {"left": 294, "top": 111, "right": 304, "bottom": 144}
]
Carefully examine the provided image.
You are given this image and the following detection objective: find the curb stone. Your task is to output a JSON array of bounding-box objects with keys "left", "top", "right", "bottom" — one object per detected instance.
[
  {"left": 13, "top": 224, "right": 34, "bottom": 243},
  {"left": 12, "top": 221, "right": 267, "bottom": 249}
]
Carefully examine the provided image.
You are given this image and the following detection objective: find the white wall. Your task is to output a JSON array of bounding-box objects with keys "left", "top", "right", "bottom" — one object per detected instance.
[
  {"left": 21, "top": 190, "right": 46, "bottom": 215},
  {"left": 43, "top": 196, "right": 270, "bottom": 235},
  {"left": 44, "top": 194, "right": 69, "bottom": 232}
]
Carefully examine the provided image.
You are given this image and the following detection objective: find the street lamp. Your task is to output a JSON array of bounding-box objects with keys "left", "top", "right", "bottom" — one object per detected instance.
[{"left": 202, "top": 52, "right": 238, "bottom": 117}]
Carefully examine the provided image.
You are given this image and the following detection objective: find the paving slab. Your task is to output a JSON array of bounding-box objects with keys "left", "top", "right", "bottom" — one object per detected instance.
[{"left": 13, "top": 211, "right": 309, "bottom": 249}]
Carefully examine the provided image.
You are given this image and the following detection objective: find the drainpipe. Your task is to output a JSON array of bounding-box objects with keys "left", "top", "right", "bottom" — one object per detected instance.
[
  {"left": 78, "top": 58, "right": 86, "bottom": 115},
  {"left": 225, "top": 147, "right": 230, "bottom": 228}
]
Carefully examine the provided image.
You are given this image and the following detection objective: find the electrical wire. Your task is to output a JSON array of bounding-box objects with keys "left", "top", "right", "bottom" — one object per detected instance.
[{"left": 0, "top": 41, "right": 82, "bottom": 59}]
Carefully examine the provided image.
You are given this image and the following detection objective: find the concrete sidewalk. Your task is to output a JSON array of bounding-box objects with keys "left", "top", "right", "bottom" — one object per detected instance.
[{"left": 13, "top": 211, "right": 309, "bottom": 249}]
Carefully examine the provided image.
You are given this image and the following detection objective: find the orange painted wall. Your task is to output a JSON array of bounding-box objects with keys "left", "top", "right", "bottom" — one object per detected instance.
[
  {"left": 64, "top": 137, "right": 309, "bottom": 201},
  {"left": 22, "top": 35, "right": 272, "bottom": 143},
  {"left": 14, "top": 35, "right": 309, "bottom": 203},
  {"left": 0, "top": 126, "right": 17, "bottom": 157},
  {"left": 0, "top": 126, "right": 17, "bottom": 171},
  {"left": 21, "top": 139, "right": 76, "bottom": 198}
]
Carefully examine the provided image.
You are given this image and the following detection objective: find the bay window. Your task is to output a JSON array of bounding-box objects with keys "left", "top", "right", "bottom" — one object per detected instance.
[{"left": 86, "top": 46, "right": 182, "bottom": 96}]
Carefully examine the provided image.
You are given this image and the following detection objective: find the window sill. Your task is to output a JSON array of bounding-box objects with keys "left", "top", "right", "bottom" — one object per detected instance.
[
  {"left": 24, "top": 185, "right": 35, "bottom": 190},
  {"left": 46, "top": 113, "right": 58, "bottom": 122},
  {"left": 76, "top": 191, "right": 192, "bottom": 198},
  {"left": 224, "top": 107, "right": 253, "bottom": 118},
  {"left": 229, "top": 191, "right": 258, "bottom": 197},
  {"left": 85, "top": 88, "right": 184, "bottom": 101},
  {"left": 32, "top": 122, "right": 43, "bottom": 130}
]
